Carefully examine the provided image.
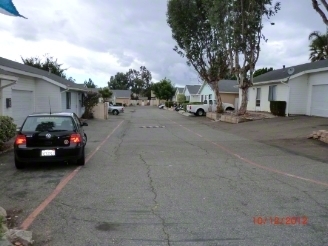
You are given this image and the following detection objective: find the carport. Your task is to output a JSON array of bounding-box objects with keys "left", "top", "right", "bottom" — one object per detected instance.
[{"left": 0, "top": 69, "right": 18, "bottom": 121}]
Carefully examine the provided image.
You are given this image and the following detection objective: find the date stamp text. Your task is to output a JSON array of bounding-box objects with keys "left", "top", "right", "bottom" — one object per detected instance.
[{"left": 253, "top": 216, "right": 308, "bottom": 225}]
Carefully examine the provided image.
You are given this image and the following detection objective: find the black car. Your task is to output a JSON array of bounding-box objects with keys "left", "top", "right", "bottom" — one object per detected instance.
[{"left": 14, "top": 112, "right": 88, "bottom": 169}]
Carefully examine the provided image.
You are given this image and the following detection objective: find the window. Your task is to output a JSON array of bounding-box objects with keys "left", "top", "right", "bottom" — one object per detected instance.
[
  {"left": 21, "top": 116, "right": 75, "bottom": 132},
  {"left": 66, "top": 92, "right": 71, "bottom": 109},
  {"left": 73, "top": 113, "right": 81, "bottom": 127},
  {"left": 81, "top": 93, "right": 86, "bottom": 107},
  {"left": 256, "top": 88, "right": 261, "bottom": 107},
  {"left": 209, "top": 94, "right": 212, "bottom": 100},
  {"left": 268, "top": 85, "right": 277, "bottom": 101}
]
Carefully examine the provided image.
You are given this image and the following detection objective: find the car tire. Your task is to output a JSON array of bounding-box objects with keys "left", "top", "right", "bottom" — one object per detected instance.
[
  {"left": 77, "top": 147, "right": 85, "bottom": 166},
  {"left": 84, "top": 133, "right": 87, "bottom": 145},
  {"left": 15, "top": 157, "right": 25, "bottom": 169},
  {"left": 112, "top": 110, "right": 119, "bottom": 115},
  {"left": 196, "top": 109, "right": 205, "bottom": 116}
]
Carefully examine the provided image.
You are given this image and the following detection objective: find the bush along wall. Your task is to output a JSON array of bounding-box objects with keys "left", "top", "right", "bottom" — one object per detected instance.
[
  {"left": 270, "top": 101, "right": 287, "bottom": 116},
  {"left": 165, "top": 101, "right": 174, "bottom": 108},
  {"left": 0, "top": 116, "right": 17, "bottom": 150}
]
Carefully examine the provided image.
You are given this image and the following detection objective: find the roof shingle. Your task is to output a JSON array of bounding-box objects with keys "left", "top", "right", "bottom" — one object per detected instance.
[
  {"left": 253, "top": 59, "right": 328, "bottom": 83},
  {"left": 112, "top": 90, "right": 131, "bottom": 98},
  {"left": 0, "top": 56, "right": 86, "bottom": 91},
  {"left": 186, "top": 85, "right": 201, "bottom": 94}
]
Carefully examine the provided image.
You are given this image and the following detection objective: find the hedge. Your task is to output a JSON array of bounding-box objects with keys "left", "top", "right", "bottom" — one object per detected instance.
[
  {"left": 0, "top": 116, "right": 17, "bottom": 149},
  {"left": 270, "top": 101, "right": 286, "bottom": 116},
  {"left": 165, "top": 101, "right": 174, "bottom": 108}
]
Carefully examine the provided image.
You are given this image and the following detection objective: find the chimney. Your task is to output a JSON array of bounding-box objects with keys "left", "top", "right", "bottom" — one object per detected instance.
[{"left": 283, "top": 65, "right": 285, "bottom": 70}]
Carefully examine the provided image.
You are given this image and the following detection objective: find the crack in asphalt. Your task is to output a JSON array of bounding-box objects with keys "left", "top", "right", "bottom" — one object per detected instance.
[
  {"left": 113, "top": 122, "right": 130, "bottom": 160},
  {"left": 165, "top": 128, "right": 211, "bottom": 155},
  {"left": 139, "top": 154, "right": 171, "bottom": 246}
]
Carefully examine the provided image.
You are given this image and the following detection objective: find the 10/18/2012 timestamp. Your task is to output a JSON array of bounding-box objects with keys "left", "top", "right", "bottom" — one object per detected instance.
[{"left": 253, "top": 216, "right": 308, "bottom": 225}]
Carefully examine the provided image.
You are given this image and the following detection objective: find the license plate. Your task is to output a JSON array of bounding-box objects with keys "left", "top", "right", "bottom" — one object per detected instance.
[{"left": 41, "top": 150, "right": 55, "bottom": 156}]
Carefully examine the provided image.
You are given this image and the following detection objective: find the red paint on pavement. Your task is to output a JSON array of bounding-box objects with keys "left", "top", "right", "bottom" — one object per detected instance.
[
  {"left": 165, "top": 116, "right": 328, "bottom": 188},
  {"left": 20, "top": 120, "right": 124, "bottom": 230}
]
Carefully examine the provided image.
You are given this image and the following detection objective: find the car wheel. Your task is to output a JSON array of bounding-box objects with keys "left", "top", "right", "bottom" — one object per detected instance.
[
  {"left": 77, "top": 147, "right": 85, "bottom": 166},
  {"left": 112, "top": 110, "right": 119, "bottom": 115},
  {"left": 15, "top": 157, "right": 25, "bottom": 169},
  {"left": 196, "top": 109, "right": 205, "bottom": 116},
  {"left": 84, "top": 133, "right": 87, "bottom": 145}
]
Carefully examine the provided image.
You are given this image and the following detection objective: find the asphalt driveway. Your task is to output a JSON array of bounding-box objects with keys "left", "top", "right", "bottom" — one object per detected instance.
[
  {"left": 0, "top": 107, "right": 327, "bottom": 246},
  {"left": 190, "top": 114, "right": 328, "bottom": 164}
]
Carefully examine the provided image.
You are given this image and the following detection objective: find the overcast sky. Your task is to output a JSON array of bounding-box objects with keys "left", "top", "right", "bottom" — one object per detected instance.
[{"left": 0, "top": 0, "right": 326, "bottom": 88}]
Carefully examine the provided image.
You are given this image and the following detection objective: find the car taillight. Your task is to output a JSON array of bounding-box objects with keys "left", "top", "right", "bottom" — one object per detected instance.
[
  {"left": 15, "top": 135, "right": 26, "bottom": 145},
  {"left": 70, "top": 134, "right": 81, "bottom": 143}
]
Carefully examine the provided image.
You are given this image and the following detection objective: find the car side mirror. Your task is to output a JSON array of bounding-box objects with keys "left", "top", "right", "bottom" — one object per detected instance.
[{"left": 81, "top": 122, "right": 88, "bottom": 126}]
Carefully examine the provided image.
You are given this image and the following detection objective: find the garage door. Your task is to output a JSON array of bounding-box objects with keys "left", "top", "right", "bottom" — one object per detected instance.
[
  {"left": 12, "top": 90, "right": 34, "bottom": 126},
  {"left": 311, "top": 85, "right": 328, "bottom": 117}
]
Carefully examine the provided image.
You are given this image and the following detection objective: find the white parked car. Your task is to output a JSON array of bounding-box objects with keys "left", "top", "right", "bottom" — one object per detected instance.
[
  {"left": 187, "top": 100, "right": 235, "bottom": 116},
  {"left": 108, "top": 104, "right": 124, "bottom": 115}
]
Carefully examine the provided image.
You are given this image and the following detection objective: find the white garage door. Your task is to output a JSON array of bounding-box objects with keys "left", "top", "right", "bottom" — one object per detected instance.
[
  {"left": 311, "top": 85, "right": 328, "bottom": 117},
  {"left": 12, "top": 90, "right": 34, "bottom": 126}
]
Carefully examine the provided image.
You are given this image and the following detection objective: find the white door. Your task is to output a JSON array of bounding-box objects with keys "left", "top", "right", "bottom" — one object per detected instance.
[
  {"left": 12, "top": 90, "right": 34, "bottom": 126},
  {"left": 311, "top": 85, "right": 328, "bottom": 117}
]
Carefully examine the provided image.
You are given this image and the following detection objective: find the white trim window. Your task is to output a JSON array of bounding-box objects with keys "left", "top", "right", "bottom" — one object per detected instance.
[
  {"left": 268, "top": 85, "right": 277, "bottom": 101},
  {"left": 256, "top": 88, "right": 261, "bottom": 107}
]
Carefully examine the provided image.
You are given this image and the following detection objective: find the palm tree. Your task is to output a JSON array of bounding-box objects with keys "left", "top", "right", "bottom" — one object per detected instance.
[{"left": 308, "top": 31, "right": 328, "bottom": 62}]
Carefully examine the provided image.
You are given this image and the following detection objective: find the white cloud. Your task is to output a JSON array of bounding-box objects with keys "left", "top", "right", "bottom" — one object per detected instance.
[{"left": 0, "top": 0, "right": 327, "bottom": 88}]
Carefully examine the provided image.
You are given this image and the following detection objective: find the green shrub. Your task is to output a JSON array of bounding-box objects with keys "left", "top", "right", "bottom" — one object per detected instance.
[
  {"left": 0, "top": 116, "right": 17, "bottom": 149},
  {"left": 177, "top": 94, "right": 186, "bottom": 103},
  {"left": 0, "top": 215, "right": 5, "bottom": 237},
  {"left": 165, "top": 101, "right": 174, "bottom": 108},
  {"left": 270, "top": 101, "right": 286, "bottom": 116}
]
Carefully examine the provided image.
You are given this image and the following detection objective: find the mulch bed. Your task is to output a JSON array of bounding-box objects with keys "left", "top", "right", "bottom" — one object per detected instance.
[{"left": 0, "top": 137, "right": 15, "bottom": 154}]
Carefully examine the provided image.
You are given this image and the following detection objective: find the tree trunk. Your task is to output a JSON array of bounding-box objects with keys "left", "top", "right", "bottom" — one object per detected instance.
[
  {"left": 213, "top": 83, "right": 224, "bottom": 113},
  {"left": 238, "top": 88, "right": 248, "bottom": 115}
]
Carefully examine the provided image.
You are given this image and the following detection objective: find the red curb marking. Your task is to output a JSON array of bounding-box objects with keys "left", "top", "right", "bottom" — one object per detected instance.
[
  {"left": 164, "top": 115, "right": 328, "bottom": 188},
  {"left": 20, "top": 120, "right": 124, "bottom": 230}
]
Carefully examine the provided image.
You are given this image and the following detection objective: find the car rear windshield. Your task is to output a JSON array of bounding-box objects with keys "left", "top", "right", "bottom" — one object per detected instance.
[{"left": 21, "top": 116, "right": 75, "bottom": 132}]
